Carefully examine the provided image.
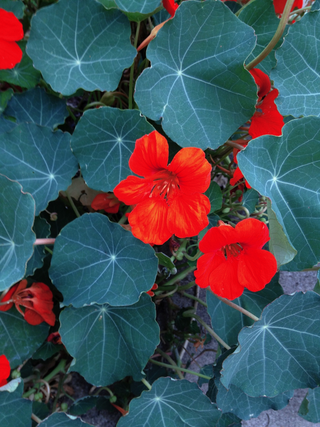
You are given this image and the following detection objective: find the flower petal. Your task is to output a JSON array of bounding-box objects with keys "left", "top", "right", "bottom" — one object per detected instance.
[
  {"left": 168, "top": 147, "right": 212, "bottom": 194},
  {"left": 129, "top": 131, "right": 169, "bottom": 177},
  {"left": 163, "top": 0, "right": 179, "bottom": 17},
  {"left": 91, "top": 193, "right": 120, "bottom": 213},
  {"left": 249, "top": 68, "right": 271, "bottom": 99},
  {"left": 24, "top": 309, "right": 44, "bottom": 326},
  {"left": 230, "top": 166, "right": 251, "bottom": 189},
  {"left": 195, "top": 251, "right": 244, "bottom": 300},
  {"left": 128, "top": 197, "right": 172, "bottom": 245},
  {"left": 0, "top": 284, "right": 19, "bottom": 311},
  {"left": 0, "top": 9, "right": 24, "bottom": 41},
  {"left": 0, "top": 39, "right": 23, "bottom": 70},
  {"left": 114, "top": 175, "right": 152, "bottom": 205},
  {"left": 238, "top": 247, "right": 278, "bottom": 291},
  {"left": 168, "top": 193, "right": 210, "bottom": 238},
  {"left": 249, "top": 89, "right": 284, "bottom": 139},
  {"left": 199, "top": 222, "right": 238, "bottom": 254},
  {"left": 235, "top": 218, "right": 270, "bottom": 249},
  {"left": 0, "top": 355, "right": 10, "bottom": 386}
]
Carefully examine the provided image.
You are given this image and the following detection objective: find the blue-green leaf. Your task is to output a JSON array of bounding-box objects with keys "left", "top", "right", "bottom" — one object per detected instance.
[
  {"left": 238, "top": 117, "right": 320, "bottom": 270},
  {"left": 221, "top": 292, "right": 320, "bottom": 397},
  {"left": 49, "top": 213, "right": 158, "bottom": 307},
  {"left": 0, "top": 122, "right": 78, "bottom": 215},
  {"left": 38, "top": 412, "right": 94, "bottom": 426},
  {"left": 117, "top": 377, "right": 221, "bottom": 427},
  {"left": 60, "top": 294, "right": 160, "bottom": 386},
  {"left": 298, "top": 387, "right": 320, "bottom": 423},
  {"left": 135, "top": 0, "right": 257, "bottom": 149},
  {"left": 27, "top": 0, "right": 136, "bottom": 95},
  {"left": 5, "top": 88, "right": 68, "bottom": 129},
  {"left": 71, "top": 107, "right": 154, "bottom": 191},
  {"left": 25, "top": 217, "right": 50, "bottom": 277},
  {"left": 0, "top": 383, "right": 32, "bottom": 427},
  {"left": 0, "top": 175, "right": 35, "bottom": 291},
  {"left": 0, "top": 0, "right": 25, "bottom": 18}
]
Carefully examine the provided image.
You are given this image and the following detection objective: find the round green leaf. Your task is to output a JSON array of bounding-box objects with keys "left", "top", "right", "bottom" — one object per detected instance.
[
  {"left": 39, "top": 412, "right": 93, "bottom": 426},
  {"left": 0, "top": 122, "right": 78, "bottom": 215},
  {"left": 239, "top": 0, "right": 282, "bottom": 74},
  {"left": 0, "top": 0, "right": 25, "bottom": 18},
  {"left": 221, "top": 292, "right": 320, "bottom": 397},
  {"left": 271, "top": 10, "right": 320, "bottom": 116},
  {"left": 0, "top": 42, "right": 41, "bottom": 89},
  {"left": 5, "top": 88, "right": 68, "bottom": 129},
  {"left": 0, "top": 89, "right": 13, "bottom": 114},
  {"left": 117, "top": 377, "right": 221, "bottom": 427},
  {"left": 238, "top": 117, "right": 320, "bottom": 270},
  {"left": 135, "top": 0, "right": 257, "bottom": 149},
  {"left": 0, "top": 175, "right": 35, "bottom": 291},
  {"left": 27, "top": 0, "right": 136, "bottom": 95},
  {"left": 0, "top": 116, "right": 15, "bottom": 134},
  {"left": 0, "top": 383, "right": 32, "bottom": 427},
  {"left": 25, "top": 217, "right": 50, "bottom": 278},
  {"left": 206, "top": 273, "right": 283, "bottom": 347},
  {"left": 49, "top": 213, "right": 158, "bottom": 307},
  {"left": 114, "top": 0, "right": 160, "bottom": 13},
  {"left": 60, "top": 294, "right": 160, "bottom": 386},
  {"left": 0, "top": 307, "right": 49, "bottom": 367},
  {"left": 71, "top": 107, "right": 154, "bottom": 191},
  {"left": 299, "top": 387, "right": 320, "bottom": 423},
  {"left": 205, "top": 181, "right": 222, "bottom": 214}
]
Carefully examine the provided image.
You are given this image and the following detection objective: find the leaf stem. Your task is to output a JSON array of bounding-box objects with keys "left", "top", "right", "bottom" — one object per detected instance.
[
  {"left": 180, "top": 291, "right": 207, "bottom": 307},
  {"left": 149, "top": 359, "right": 212, "bottom": 380},
  {"left": 246, "top": 0, "right": 296, "bottom": 70},
  {"left": 34, "top": 238, "right": 55, "bottom": 246},
  {"left": 215, "top": 294, "right": 260, "bottom": 322},
  {"left": 64, "top": 189, "right": 80, "bottom": 218},
  {"left": 156, "top": 348, "right": 184, "bottom": 379},
  {"left": 141, "top": 378, "right": 152, "bottom": 390},
  {"left": 31, "top": 414, "right": 42, "bottom": 424},
  {"left": 128, "top": 22, "right": 141, "bottom": 110},
  {"left": 184, "top": 311, "right": 231, "bottom": 350}
]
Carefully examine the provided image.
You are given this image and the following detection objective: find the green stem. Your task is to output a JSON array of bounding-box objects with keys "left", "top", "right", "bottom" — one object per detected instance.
[
  {"left": 149, "top": 359, "right": 211, "bottom": 380},
  {"left": 158, "top": 280, "right": 195, "bottom": 293},
  {"left": 64, "top": 189, "right": 80, "bottom": 218},
  {"left": 141, "top": 378, "right": 152, "bottom": 390},
  {"left": 163, "top": 266, "right": 195, "bottom": 287},
  {"left": 84, "top": 101, "right": 106, "bottom": 110},
  {"left": 184, "top": 312, "right": 231, "bottom": 350},
  {"left": 180, "top": 291, "right": 207, "bottom": 307},
  {"left": 31, "top": 414, "right": 42, "bottom": 424},
  {"left": 289, "top": 5, "right": 311, "bottom": 15},
  {"left": 23, "top": 359, "right": 67, "bottom": 399},
  {"left": 66, "top": 106, "right": 77, "bottom": 122},
  {"left": 51, "top": 373, "right": 66, "bottom": 413},
  {"left": 184, "top": 249, "right": 202, "bottom": 262},
  {"left": 45, "top": 246, "right": 53, "bottom": 255},
  {"left": 94, "top": 386, "right": 114, "bottom": 397},
  {"left": 246, "top": 0, "right": 296, "bottom": 70},
  {"left": 158, "top": 286, "right": 179, "bottom": 298},
  {"left": 215, "top": 295, "right": 260, "bottom": 322},
  {"left": 118, "top": 206, "right": 131, "bottom": 224},
  {"left": 128, "top": 22, "right": 141, "bottom": 109},
  {"left": 156, "top": 348, "right": 184, "bottom": 380}
]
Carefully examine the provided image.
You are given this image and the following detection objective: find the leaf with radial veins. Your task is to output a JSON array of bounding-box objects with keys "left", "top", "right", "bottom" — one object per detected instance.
[
  {"left": 25, "top": 217, "right": 50, "bottom": 277},
  {"left": 114, "top": 0, "right": 160, "bottom": 13},
  {"left": 38, "top": 412, "right": 94, "bottom": 426},
  {"left": 135, "top": 0, "right": 257, "bottom": 149},
  {"left": 27, "top": 0, "right": 136, "bottom": 96},
  {"left": 237, "top": 117, "right": 320, "bottom": 270},
  {"left": 49, "top": 213, "right": 158, "bottom": 307},
  {"left": 0, "top": 176, "right": 35, "bottom": 291},
  {"left": 0, "top": 42, "right": 41, "bottom": 90},
  {"left": 5, "top": 88, "right": 68, "bottom": 129},
  {"left": 239, "top": 0, "right": 282, "bottom": 74},
  {"left": 0, "top": 307, "right": 49, "bottom": 367},
  {"left": 206, "top": 274, "right": 283, "bottom": 347},
  {"left": 271, "top": 10, "right": 320, "bottom": 117},
  {"left": 0, "top": 89, "right": 13, "bottom": 114},
  {"left": 71, "top": 107, "right": 154, "bottom": 191},
  {"left": 60, "top": 294, "right": 160, "bottom": 386},
  {"left": 117, "top": 377, "right": 221, "bottom": 427},
  {"left": 221, "top": 292, "right": 320, "bottom": 397},
  {"left": 0, "top": 0, "right": 25, "bottom": 18},
  {"left": 0, "top": 383, "right": 32, "bottom": 427},
  {"left": 0, "top": 122, "right": 78, "bottom": 215}
]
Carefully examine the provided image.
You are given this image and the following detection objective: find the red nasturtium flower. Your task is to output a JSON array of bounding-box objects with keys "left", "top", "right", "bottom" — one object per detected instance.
[
  {"left": 230, "top": 166, "right": 251, "bottom": 189},
  {"left": 114, "top": 131, "right": 212, "bottom": 245},
  {"left": 91, "top": 192, "right": 121, "bottom": 214},
  {"left": 0, "top": 355, "right": 10, "bottom": 387},
  {"left": 147, "top": 283, "right": 158, "bottom": 297},
  {"left": 163, "top": 0, "right": 179, "bottom": 17},
  {"left": 0, "top": 280, "right": 55, "bottom": 326},
  {"left": 195, "top": 218, "right": 277, "bottom": 300},
  {"left": 273, "top": 0, "right": 303, "bottom": 14},
  {"left": 0, "top": 9, "right": 24, "bottom": 70},
  {"left": 249, "top": 69, "right": 271, "bottom": 100}
]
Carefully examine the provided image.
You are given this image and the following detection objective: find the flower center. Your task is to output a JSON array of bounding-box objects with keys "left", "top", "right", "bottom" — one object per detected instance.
[
  {"left": 151, "top": 170, "right": 180, "bottom": 201},
  {"left": 222, "top": 243, "right": 243, "bottom": 259}
]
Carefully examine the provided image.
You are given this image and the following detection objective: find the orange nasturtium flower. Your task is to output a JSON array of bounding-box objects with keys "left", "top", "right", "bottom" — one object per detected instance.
[
  {"left": 0, "top": 280, "right": 55, "bottom": 326},
  {"left": 114, "top": 131, "right": 212, "bottom": 245},
  {"left": 195, "top": 218, "right": 277, "bottom": 300},
  {"left": 0, "top": 9, "right": 24, "bottom": 70},
  {"left": 0, "top": 355, "right": 10, "bottom": 387},
  {"left": 91, "top": 192, "right": 121, "bottom": 214}
]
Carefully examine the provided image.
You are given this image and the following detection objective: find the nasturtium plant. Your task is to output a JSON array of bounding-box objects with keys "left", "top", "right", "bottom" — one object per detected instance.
[{"left": 1, "top": 0, "right": 320, "bottom": 425}]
